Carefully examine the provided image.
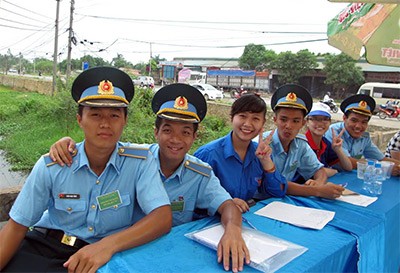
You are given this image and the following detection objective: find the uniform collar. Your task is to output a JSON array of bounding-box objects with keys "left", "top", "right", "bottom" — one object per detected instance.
[
  {"left": 73, "top": 141, "right": 120, "bottom": 174},
  {"left": 305, "top": 130, "right": 327, "bottom": 160},
  {"left": 151, "top": 143, "right": 186, "bottom": 183}
]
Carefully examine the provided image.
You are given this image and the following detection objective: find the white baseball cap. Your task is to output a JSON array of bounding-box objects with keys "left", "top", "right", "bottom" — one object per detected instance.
[{"left": 308, "top": 102, "right": 331, "bottom": 117}]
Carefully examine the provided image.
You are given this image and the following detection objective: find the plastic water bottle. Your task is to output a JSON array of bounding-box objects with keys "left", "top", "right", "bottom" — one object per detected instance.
[
  {"left": 363, "top": 160, "right": 375, "bottom": 193},
  {"left": 371, "top": 162, "right": 384, "bottom": 195}
]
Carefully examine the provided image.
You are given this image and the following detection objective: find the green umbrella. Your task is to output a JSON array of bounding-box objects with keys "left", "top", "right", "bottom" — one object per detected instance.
[{"left": 328, "top": 3, "right": 400, "bottom": 67}]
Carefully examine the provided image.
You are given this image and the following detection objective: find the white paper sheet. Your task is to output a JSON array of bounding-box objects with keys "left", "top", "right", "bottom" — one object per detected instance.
[
  {"left": 337, "top": 193, "right": 378, "bottom": 207},
  {"left": 254, "top": 201, "right": 335, "bottom": 230},
  {"left": 191, "top": 224, "right": 287, "bottom": 263}
]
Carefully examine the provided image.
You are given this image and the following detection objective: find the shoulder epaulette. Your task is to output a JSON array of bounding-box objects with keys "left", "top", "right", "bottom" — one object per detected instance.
[
  {"left": 184, "top": 160, "right": 211, "bottom": 177},
  {"left": 295, "top": 134, "right": 307, "bottom": 141},
  {"left": 43, "top": 149, "right": 77, "bottom": 167},
  {"left": 118, "top": 146, "right": 149, "bottom": 159},
  {"left": 43, "top": 154, "right": 58, "bottom": 167}
]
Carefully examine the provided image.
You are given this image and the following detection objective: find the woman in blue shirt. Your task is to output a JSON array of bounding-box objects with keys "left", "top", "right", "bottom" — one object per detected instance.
[{"left": 194, "top": 94, "right": 287, "bottom": 212}]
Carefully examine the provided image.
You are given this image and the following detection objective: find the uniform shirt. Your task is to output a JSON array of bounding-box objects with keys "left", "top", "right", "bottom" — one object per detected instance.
[
  {"left": 194, "top": 132, "right": 287, "bottom": 201},
  {"left": 134, "top": 144, "right": 232, "bottom": 227},
  {"left": 385, "top": 131, "right": 400, "bottom": 158},
  {"left": 262, "top": 130, "right": 324, "bottom": 182},
  {"left": 325, "top": 122, "right": 384, "bottom": 161},
  {"left": 305, "top": 130, "right": 339, "bottom": 167},
  {"left": 10, "top": 141, "right": 170, "bottom": 244}
]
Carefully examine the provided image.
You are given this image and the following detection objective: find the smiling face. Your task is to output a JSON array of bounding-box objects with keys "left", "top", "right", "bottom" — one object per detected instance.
[
  {"left": 77, "top": 106, "right": 127, "bottom": 153},
  {"left": 343, "top": 112, "right": 370, "bottom": 139},
  {"left": 154, "top": 119, "right": 196, "bottom": 166},
  {"left": 274, "top": 108, "right": 306, "bottom": 148},
  {"left": 231, "top": 111, "right": 265, "bottom": 144},
  {"left": 306, "top": 115, "right": 331, "bottom": 137}
]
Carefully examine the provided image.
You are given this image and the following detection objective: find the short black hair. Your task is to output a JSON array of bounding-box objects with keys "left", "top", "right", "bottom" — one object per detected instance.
[
  {"left": 274, "top": 106, "right": 307, "bottom": 117},
  {"left": 230, "top": 93, "right": 266, "bottom": 119}
]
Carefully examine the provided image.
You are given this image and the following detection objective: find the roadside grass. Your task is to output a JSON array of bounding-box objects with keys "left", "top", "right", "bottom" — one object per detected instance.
[{"left": 0, "top": 85, "right": 231, "bottom": 172}]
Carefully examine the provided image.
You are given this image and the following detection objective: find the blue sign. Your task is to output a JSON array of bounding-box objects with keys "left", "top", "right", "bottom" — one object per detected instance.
[{"left": 82, "top": 62, "right": 89, "bottom": 70}]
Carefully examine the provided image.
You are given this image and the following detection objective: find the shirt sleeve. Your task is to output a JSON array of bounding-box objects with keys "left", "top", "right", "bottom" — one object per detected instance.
[
  {"left": 259, "top": 169, "right": 287, "bottom": 197},
  {"left": 195, "top": 171, "right": 232, "bottom": 217},
  {"left": 10, "top": 156, "right": 52, "bottom": 227},
  {"left": 135, "top": 152, "right": 170, "bottom": 214},
  {"left": 297, "top": 143, "right": 324, "bottom": 181}
]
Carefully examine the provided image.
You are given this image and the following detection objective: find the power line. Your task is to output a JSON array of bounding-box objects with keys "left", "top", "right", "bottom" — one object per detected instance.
[
  {"left": 0, "top": 7, "right": 50, "bottom": 25},
  {"left": 2, "top": 0, "right": 53, "bottom": 20},
  {"left": 0, "top": 17, "right": 51, "bottom": 30}
]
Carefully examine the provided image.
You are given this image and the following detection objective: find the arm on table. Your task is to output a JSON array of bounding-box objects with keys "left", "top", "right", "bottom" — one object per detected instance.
[
  {"left": 286, "top": 181, "right": 344, "bottom": 199},
  {"left": 217, "top": 200, "right": 250, "bottom": 273}
]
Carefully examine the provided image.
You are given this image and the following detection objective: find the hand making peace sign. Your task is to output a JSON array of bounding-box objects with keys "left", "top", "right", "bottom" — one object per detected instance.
[{"left": 331, "top": 127, "right": 345, "bottom": 152}]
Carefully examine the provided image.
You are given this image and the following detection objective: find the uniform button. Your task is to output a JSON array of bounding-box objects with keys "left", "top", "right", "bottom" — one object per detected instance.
[
  {"left": 113, "top": 205, "right": 118, "bottom": 209},
  {"left": 88, "top": 227, "right": 93, "bottom": 232},
  {"left": 66, "top": 207, "right": 72, "bottom": 212},
  {"left": 91, "top": 204, "right": 96, "bottom": 209},
  {"left": 96, "top": 180, "right": 100, "bottom": 184}
]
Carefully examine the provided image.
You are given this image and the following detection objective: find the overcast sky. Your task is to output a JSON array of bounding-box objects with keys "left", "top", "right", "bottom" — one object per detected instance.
[{"left": 1, "top": 0, "right": 349, "bottom": 64}]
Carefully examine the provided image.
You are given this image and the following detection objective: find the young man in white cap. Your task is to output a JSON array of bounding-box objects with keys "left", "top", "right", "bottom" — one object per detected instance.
[
  {"left": 48, "top": 83, "right": 250, "bottom": 272},
  {"left": 325, "top": 94, "right": 400, "bottom": 176},
  {"left": 0, "top": 67, "right": 172, "bottom": 272},
  {"left": 303, "top": 102, "right": 352, "bottom": 177}
]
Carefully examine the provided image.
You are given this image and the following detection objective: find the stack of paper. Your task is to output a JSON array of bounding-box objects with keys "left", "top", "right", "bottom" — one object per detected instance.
[{"left": 254, "top": 201, "right": 335, "bottom": 230}]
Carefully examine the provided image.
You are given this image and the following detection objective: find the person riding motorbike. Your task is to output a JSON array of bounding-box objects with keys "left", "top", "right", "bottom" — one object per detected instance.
[{"left": 323, "top": 92, "right": 331, "bottom": 103}]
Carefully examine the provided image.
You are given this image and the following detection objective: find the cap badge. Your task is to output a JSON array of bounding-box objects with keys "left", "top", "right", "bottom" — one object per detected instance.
[
  {"left": 286, "top": 92, "right": 297, "bottom": 102},
  {"left": 98, "top": 80, "right": 114, "bottom": 95},
  {"left": 174, "top": 96, "right": 188, "bottom": 110},
  {"left": 359, "top": 100, "right": 367, "bottom": 109}
]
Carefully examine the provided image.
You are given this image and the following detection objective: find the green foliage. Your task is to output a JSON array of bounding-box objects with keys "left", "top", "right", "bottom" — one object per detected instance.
[
  {"left": 271, "top": 50, "right": 318, "bottom": 85},
  {"left": 239, "top": 44, "right": 268, "bottom": 70},
  {"left": 323, "top": 53, "right": 364, "bottom": 98},
  {"left": 0, "top": 86, "right": 231, "bottom": 172}
]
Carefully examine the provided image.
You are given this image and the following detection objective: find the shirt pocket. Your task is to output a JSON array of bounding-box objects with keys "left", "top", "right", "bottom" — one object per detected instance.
[
  {"left": 98, "top": 194, "right": 132, "bottom": 230},
  {"left": 54, "top": 199, "right": 87, "bottom": 229}
]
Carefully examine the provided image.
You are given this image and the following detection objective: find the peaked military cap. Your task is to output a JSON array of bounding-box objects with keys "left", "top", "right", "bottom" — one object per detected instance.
[
  {"left": 271, "top": 84, "right": 313, "bottom": 114},
  {"left": 72, "top": 66, "right": 134, "bottom": 107},
  {"left": 340, "top": 94, "right": 375, "bottom": 117},
  {"left": 152, "top": 83, "right": 207, "bottom": 123}
]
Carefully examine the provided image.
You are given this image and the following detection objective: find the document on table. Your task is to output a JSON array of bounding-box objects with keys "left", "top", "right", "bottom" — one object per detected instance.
[
  {"left": 186, "top": 224, "right": 307, "bottom": 273},
  {"left": 254, "top": 201, "right": 335, "bottom": 230},
  {"left": 337, "top": 193, "right": 378, "bottom": 207}
]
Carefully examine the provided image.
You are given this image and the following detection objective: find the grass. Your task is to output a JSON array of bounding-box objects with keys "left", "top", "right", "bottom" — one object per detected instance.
[{"left": 0, "top": 85, "right": 231, "bottom": 172}]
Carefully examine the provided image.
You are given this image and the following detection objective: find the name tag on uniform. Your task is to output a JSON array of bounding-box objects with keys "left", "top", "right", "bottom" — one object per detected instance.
[
  {"left": 96, "top": 190, "right": 122, "bottom": 211},
  {"left": 171, "top": 196, "right": 185, "bottom": 212}
]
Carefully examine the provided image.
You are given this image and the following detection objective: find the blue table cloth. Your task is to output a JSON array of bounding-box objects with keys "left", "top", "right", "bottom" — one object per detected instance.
[{"left": 98, "top": 171, "right": 399, "bottom": 273}]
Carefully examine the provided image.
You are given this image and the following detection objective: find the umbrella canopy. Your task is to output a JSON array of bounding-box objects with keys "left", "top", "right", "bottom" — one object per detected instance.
[{"left": 327, "top": 3, "right": 400, "bottom": 67}]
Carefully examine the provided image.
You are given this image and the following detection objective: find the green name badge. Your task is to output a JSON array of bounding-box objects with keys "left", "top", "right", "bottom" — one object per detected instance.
[
  {"left": 171, "top": 200, "right": 184, "bottom": 212},
  {"left": 96, "top": 190, "right": 122, "bottom": 211}
]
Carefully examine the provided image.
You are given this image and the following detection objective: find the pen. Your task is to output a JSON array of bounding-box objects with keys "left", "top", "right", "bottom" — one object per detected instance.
[{"left": 242, "top": 216, "right": 257, "bottom": 230}]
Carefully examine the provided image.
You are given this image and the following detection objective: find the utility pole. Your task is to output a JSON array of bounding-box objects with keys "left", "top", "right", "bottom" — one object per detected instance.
[
  {"left": 149, "top": 42, "right": 152, "bottom": 76},
  {"left": 52, "top": 0, "right": 60, "bottom": 96},
  {"left": 66, "top": 0, "right": 75, "bottom": 80}
]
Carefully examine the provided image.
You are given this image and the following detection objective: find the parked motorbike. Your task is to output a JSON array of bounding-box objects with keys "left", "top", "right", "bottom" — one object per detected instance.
[
  {"left": 320, "top": 99, "right": 339, "bottom": 113},
  {"left": 230, "top": 86, "right": 248, "bottom": 99},
  {"left": 377, "top": 105, "right": 400, "bottom": 120}
]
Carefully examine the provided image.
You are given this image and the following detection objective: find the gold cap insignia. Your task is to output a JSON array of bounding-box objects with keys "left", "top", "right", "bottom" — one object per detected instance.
[
  {"left": 98, "top": 80, "right": 114, "bottom": 95},
  {"left": 174, "top": 96, "right": 188, "bottom": 110},
  {"left": 286, "top": 92, "right": 297, "bottom": 102},
  {"left": 359, "top": 100, "right": 367, "bottom": 109}
]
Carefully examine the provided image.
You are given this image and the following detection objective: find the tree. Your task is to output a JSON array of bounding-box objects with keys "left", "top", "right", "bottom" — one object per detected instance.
[
  {"left": 112, "top": 54, "right": 132, "bottom": 68},
  {"left": 239, "top": 44, "right": 268, "bottom": 70},
  {"left": 323, "top": 53, "right": 364, "bottom": 98},
  {"left": 272, "top": 50, "right": 318, "bottom": 85}
]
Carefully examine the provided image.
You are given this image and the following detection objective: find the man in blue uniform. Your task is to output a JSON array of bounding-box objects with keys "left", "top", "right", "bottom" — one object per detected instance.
[
  {"left": 325, "top": 94, "right": 400, "bottom": 176},
  {"left": 49, "top": 83, "right": 250, "bottom": 272},
  {"left": 256, "top": 84, "right": 345, "bottom": 199},
  {"left": 0, "top": 67, "right": 172, "bottom": 272}
]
